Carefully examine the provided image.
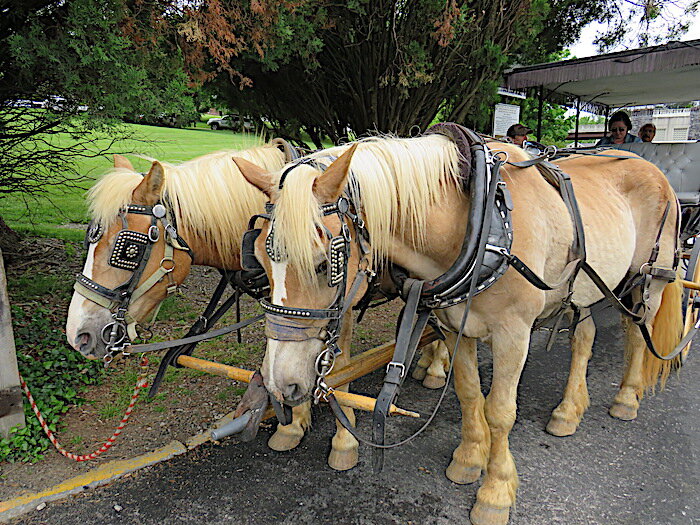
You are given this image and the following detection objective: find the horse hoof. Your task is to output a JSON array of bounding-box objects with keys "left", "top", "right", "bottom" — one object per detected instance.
[
  {"left": 412, "top": 365, "right": 427, "bottom": 381},
  {"left": 268, "top": 430, "right": 302, "bottom": 451},
  {"left": 446, "top": 460, "right": 481, "bottom": 484},
  {"left": 470, "top": 502, "right": 510, "bottom": 525},
  {"left": 422, "top": 374, "right": 446, "bottom": 389},
  {"left": 546, "top": 416, "right": 578, "bottom": 437},
  {"left": 328, "top": 448, "right": 358, "bottom": 471},
  {"left": 609, "top": 402, "right": 637, "bottom": 421}
]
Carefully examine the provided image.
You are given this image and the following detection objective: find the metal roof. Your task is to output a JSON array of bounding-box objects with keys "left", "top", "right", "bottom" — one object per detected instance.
[{"left": 504, "top": 40, "right": 700, "bottom": 108}]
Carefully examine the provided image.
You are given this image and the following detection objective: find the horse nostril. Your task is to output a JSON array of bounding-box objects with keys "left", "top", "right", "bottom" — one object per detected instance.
[
  {"left": 76, "top": 332, "right": 95, "bottom": 357},
  {"left": 283, "top": 383, "right": 304, "bottom": 402}
]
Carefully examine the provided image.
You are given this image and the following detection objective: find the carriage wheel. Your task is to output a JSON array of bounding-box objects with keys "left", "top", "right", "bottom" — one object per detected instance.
[{"left": 681, "top": 237, "right": 700, "bottom": 364}]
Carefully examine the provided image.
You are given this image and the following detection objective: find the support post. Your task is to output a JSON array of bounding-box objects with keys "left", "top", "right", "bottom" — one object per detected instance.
[
  {"left": 574, "top": 97, "right": 581, "bottom": 147},
  {"left": 603, "top": 106, "right": 611, "bottom": 140},
  {"left": 0, "top": 248, "right": 25, "bottom": 438},
  {"left": 536, "top": 85, "right": 544, "bottom": 142}
]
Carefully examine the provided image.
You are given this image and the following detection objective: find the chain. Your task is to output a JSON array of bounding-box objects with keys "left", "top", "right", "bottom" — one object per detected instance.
[{"left": 313, "top": 336, "right": 339, "bottom": 404}]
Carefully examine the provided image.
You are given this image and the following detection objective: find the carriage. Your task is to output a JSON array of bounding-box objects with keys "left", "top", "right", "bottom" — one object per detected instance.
[{"left": 54, "top": 130, "right": 700, "bottom": 525}]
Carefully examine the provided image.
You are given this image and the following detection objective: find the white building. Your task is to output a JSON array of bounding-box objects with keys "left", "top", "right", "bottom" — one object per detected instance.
[{"left": 631, "top": 107, "right": 693, "bottom": 142}]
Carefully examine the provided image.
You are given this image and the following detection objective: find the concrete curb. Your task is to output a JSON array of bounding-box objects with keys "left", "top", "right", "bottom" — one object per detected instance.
[{"left": 0, "top": 411, "right": 238, "bottom": 523}]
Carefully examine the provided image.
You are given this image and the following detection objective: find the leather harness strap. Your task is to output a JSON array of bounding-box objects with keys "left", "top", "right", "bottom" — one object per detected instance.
[
  {"left": 506, "top": 157, "right": 682, "bottom": 360},
  {"left": 325, "top": 140, "right": 508, "bottom": 468}
]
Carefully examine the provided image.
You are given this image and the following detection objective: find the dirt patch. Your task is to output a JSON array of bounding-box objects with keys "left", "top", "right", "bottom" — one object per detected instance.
[{"left": 0, "top": 237, "right": 402, "bottom": 502}]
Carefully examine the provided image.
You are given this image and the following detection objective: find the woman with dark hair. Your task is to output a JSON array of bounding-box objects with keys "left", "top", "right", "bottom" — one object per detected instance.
[{"left": 596, "top": 111, "right": 642, "bottom": 145}]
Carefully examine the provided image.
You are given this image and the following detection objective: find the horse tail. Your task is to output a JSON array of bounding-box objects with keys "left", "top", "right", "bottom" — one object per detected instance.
[{"left": 641, "top": 276, "right": 684, "bottom": 394}]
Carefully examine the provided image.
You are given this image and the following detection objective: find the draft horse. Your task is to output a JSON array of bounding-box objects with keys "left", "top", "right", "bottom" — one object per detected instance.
[
  {"left": 63, "top": 142, "right": 323, "bottom": 449},
  {"left": 64, "top": 141, "right": 448, "bottom": 457},
  {"left": 233, "top": 133, "right": 682, "bottom": 525}
]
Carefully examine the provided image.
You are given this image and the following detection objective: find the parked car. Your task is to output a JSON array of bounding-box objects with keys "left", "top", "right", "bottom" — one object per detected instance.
[
  {"left": 207, "top": 114, "right": 255, "bottom": 132},
  {"left": 5, "top": 99, "right": 34, "bottom": 108}
]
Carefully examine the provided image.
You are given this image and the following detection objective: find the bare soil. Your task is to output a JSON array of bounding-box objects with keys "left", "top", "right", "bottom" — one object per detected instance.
[{"left": 0, "top": 237, "right": 401, "bottom": 502}]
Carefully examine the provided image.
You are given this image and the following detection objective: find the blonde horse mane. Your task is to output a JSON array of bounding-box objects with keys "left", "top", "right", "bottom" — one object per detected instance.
[
  {"left": 87, "top": 143, "right": 286, "bottom": 263},
  {"left": 269, "top": 134, "right": 463, "bottom": 283}
]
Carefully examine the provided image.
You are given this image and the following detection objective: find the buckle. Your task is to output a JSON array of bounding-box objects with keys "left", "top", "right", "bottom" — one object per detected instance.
[
  {"left": 148, "top": 225, "right": 160, "bottom": 242},
  {"left": 386, "top": 361, "right": 406, "bottom": 378}
]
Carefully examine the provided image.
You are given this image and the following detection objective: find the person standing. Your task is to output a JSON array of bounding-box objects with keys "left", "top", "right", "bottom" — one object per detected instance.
[
  {"left": 596, "top": 111, "right": 642, "bottom": 145},
  {"left": 639, "top": 123, "right": 656, "bottom": 142}
]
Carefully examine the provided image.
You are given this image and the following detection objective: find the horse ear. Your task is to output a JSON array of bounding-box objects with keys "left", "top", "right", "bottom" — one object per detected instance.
[
  {"left": 132, "top": 161, "right": 164, "bottom": 205},
  {"left": 113, "top": 154, "right": 134, "bottom": 171},
  {"left": 233, "top": 157, "right": 273, "bottom": 197},
  {"left": 313, "top": 143, "right": 358, "bottom": 202}
]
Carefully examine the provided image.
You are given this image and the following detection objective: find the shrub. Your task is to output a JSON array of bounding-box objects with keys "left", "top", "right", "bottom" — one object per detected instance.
[{"left": 0, "top": 306, "right": 104, "bottom": 462}]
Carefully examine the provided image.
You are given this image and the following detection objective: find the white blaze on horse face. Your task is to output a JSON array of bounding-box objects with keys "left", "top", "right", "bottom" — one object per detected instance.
[
  {"left": 65, "top": 243, "right": 97, "bottom": 348},
  {"left": 264, "top": 260, "right": 288, "bottom": 395},
  {"left": 271, "top": 260, "right": 288, "bottom": 305}
]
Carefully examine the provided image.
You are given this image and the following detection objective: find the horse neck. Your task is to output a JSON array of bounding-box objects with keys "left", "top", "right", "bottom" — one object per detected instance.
[
  {"left": 187, "top": 235, "right": 242, "bottom": 271},
  {"left": 387, "top": 189, "right": 470, "bottom": 281},
  {"left": 161, "top": 155, "right": 268, "bottom": 272}
]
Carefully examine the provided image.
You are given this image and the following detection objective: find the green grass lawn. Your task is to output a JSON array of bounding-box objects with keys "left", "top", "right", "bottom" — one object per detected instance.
[{"left": 1, "top": 122, "right": 266, "bottom": 241}]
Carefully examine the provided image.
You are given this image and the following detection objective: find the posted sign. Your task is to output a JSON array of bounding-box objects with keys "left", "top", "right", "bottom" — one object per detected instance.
[{"left": 493, "top": 103, "right": 520, "bottom": 137}]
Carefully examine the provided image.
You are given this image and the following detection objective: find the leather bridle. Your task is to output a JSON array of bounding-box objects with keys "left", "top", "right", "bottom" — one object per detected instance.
[
  {"left": 242, "top": 157, "right": 373, "bottom": 403},
  {"left": 74, "top": 201, "right": 194, "bottom": 364}
]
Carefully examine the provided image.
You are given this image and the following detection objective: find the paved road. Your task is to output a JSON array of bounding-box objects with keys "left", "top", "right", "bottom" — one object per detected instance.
[{"left": 16, "top": 309, "right": 700, "bottom": 524}]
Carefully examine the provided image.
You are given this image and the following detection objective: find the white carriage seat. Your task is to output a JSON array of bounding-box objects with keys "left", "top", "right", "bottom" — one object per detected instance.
[{"left": 610, "top": 142, "right": 700, "bottom": 205}]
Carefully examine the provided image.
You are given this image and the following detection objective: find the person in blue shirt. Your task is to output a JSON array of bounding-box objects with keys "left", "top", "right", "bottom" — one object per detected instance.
[{"left": 596, "top": 111, "right": 642, "bottom": 145}]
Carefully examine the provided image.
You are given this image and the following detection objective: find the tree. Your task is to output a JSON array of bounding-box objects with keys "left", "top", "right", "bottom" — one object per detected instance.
[
  {"left": 593, "top": 0, "right": 699, "bottom": 51},
  {"left": 0, "top": 0, "right": 199, "bottom": 202},
  {"left": 197, "top": 0, "right": 697, "bottom": 147},
  {"left": 520, "top": 99, "right": 575, "bottom": 146},
  {"left": 198, "top": 0, "right": 611, "bottom": 146}
]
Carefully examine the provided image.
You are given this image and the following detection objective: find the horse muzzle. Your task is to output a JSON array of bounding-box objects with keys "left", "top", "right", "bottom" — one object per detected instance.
[{"left": 68, "top": 310, "right": 114, "bottom": 360}]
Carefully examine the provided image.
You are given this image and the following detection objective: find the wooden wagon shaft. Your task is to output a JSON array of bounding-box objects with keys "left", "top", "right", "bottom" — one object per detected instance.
[
  {"left": 326, "top": 329, "right": 439, "bottom": 388},
  {"left": 176, "top": 355, "right": 420, "bottom": 417},
  {"left": 681, "top": 279, "right": 700, "bottom": 291}
]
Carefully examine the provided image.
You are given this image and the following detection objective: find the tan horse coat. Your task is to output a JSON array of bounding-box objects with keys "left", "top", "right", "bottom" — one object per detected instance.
[{"left": 235, "top": 137, "right": 682, "bottom": 525}]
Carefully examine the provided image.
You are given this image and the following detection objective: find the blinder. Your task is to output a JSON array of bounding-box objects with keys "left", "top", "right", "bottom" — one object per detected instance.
[
  {"left": 242, "top": 222, "right": 350, "bottom": 287},
  {"left": 241, "top": 228, "right": 263, "bottom": 272},
  {"left": 328, "top": 235, "right": 346, "bottom": 287},
  {"left": 109, "top": 230, "right": 151, "bottom": 271}
]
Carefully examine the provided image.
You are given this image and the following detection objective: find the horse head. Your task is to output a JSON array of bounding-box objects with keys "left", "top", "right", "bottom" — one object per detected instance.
[
  {"left": 234, "top": 144, "right": 370, "bottom": 404},
  {"left": 66, "top": 156, "right": 194, "bottom": 361}
]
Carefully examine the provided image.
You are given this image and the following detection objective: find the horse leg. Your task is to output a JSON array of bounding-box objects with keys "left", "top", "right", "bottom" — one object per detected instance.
[
  {"left": 268, "top": 401, "right": 311, "bottom": 451},
  {"left": 609, "top": 315, "right": 645, "bottom": 420},
  {"left": 546, "top": 311, "right": 595, "bottom": 436},
  {"left": 411, "top": 340, "right": 435, "bottom": 381},
  {"left": 413, "top": 340, "right": 449, "bottom": 388},
  {"left": 423, "top": 340, "right": 449, "bottom": 389},
  {"left": 446, "top": 334, "right": 490, "bottom": 485},
  {"left": 470, "top": 324, "right": 529, "bottom": 525},
  {"left": 328, "top": 316, "right": 359, "bottom": 471},
  {"left": 610, "top": 276, "right": 682, "bottom": 420}
]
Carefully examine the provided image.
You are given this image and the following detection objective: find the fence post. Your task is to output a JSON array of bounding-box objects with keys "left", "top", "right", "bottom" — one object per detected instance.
[{"left": 0, "top": 248, "right": 25, "bottom": 438}]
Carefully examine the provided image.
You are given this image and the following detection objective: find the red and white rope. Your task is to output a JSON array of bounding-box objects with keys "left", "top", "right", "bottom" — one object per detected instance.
[{"left": 19, "top": 357, "right": 150, "bottom": 462}]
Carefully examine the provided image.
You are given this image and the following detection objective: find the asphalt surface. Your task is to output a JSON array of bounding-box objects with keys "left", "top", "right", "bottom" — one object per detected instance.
[{"left": 14, "top": 309, "right": 700, "bottom": 525}]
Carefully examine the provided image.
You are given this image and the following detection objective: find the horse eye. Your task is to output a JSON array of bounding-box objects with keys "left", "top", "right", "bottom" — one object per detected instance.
[{"left": 315, "top": 260, "right": 328, "bottom": 274}]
